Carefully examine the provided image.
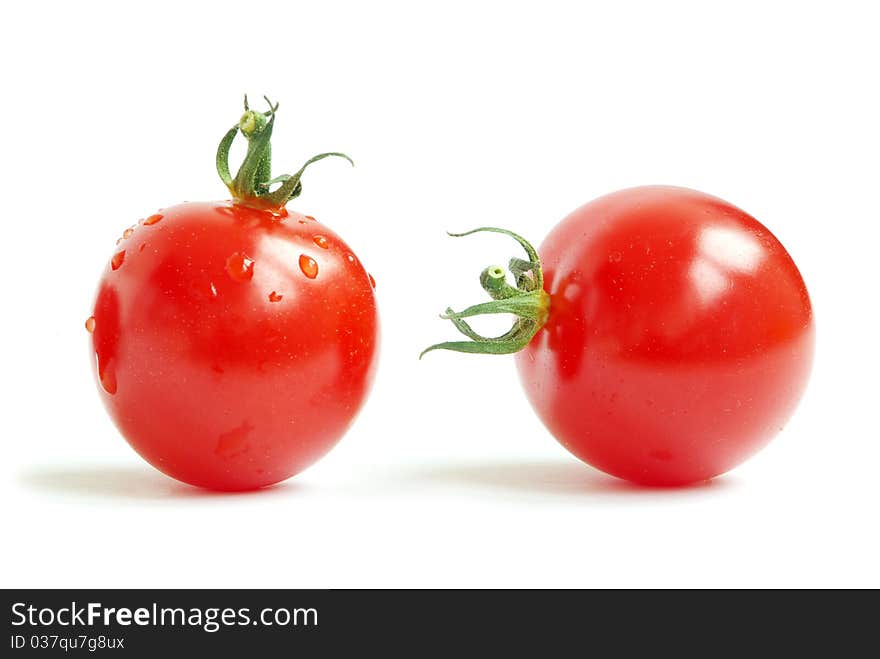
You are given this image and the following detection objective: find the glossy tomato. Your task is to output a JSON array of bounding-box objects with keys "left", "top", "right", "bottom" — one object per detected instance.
[
  {"left": 88, "top": 99, "right": 379, "bottom": 490},
  {"left": 517, "top": 186, "right": 814, "bottom": 484},
  {"left": 426, "top": 186, "right": 813, "bottom": 485}
]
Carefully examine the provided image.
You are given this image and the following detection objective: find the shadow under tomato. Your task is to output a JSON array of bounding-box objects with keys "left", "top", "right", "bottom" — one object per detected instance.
[
  {"left": 405, "top": 460, "right": 735, "bottom": 499},
  {"left": 18, "top": 464, "right": 302, "bottom": 502}
]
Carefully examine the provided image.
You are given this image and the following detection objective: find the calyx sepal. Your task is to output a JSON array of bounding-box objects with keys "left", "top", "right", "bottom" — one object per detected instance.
[
  {"left": 216, "top": 95, "right": 353, "bottom": 211},
  {"left": 421, "top": 228, "right": 550, "bottom": 358}
]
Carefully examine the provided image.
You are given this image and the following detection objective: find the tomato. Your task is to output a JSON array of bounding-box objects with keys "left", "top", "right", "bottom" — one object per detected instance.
[
  {"left": 425, "top": 186, "right": 814, "bottom": 485},
  {"left": 88, "top": 98, "right": 379, "bottom": 490}
]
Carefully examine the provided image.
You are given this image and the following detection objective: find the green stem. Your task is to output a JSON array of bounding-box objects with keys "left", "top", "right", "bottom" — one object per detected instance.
[
  {"left": 421, "top": 228, "right": 550, "bottom": 358},
  {"left": 215, "top": 96, "right": 354, "bottom": 211}
]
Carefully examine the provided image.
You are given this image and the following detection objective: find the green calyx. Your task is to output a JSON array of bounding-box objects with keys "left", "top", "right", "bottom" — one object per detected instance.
[
  {"left": 420, "top": 227, "right": 550, "bottom": 358},
  {"left": 216, "top": 95, "right": 353, "bottom": 211}
]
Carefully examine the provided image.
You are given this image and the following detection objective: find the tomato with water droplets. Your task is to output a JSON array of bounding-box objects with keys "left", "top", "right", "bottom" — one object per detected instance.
[
  {"left": 88, "top": 98, "right": 378, "bottom": 491},
  {"left": 90, "top": 202, "right": 378, "bottom": 490}
]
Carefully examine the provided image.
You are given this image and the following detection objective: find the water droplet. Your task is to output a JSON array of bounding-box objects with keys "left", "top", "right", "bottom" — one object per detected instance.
[
  {"left": 138, "top": 243, "right": 146, "bottom": 252},
  {"left": 95, "top": 353, "right": 117, "bottom": 395},
  {"left": 368, "top": 273, "right": 376, "bottom": 289},
  {"left": 225, "top": 252, "right": 255, "bottom": 282},
  {"left": 313, "top": 235, "right": 329, "bottom": 249},
  {"left": 305, "top": 215, "right": 316, "bottom": 222},
  {"left": 609, "top": 251, "right": 622, "bottom": 263},
  {"left": 123, "top": 226, "right": 135, "bottom": 239},
  {"left": 101, "top": 369, "right": 117, "bottom": 394},
  {"left": 650, "top": 449, "right": 674, "bottom": 462},
  {"left": 346, "top": 253, "right": 356, "bottom": 264},
  {"left": 143, "top": 213, "right": 163, "bottom": 226},
  {"left": 209, "top": 282, "right": 218, "bottom": 297},
  {"left": 215, "top": 420, "right": 255, "bottom": 458},
  {"left": 268, "top": 291, "right": 283, "bottom": 302},
  {"left": 299, "top": 254, "right": 318, "bottom": 279},
  {"left": 85, "top": 316, "right": 96, "bottom": 333},
  {"left": 115, "top": 237, "right": 123, "bottom": 245},
  {"left": 298, "top": 220, "right": 307, "bottom": 225},
  {"left": 111, "top": 250, "right": 125, "bottom": 270}
]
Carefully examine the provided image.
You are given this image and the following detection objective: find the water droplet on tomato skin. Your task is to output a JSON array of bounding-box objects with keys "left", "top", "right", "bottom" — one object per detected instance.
[
  {"left": 95, "top": 353, "right": 117, "bottom": 395},
  {"left": 123, "top": 226, "right": 136, "bottom": 239},
  {"left": 226, "top": 253, "right": 255, "bottom": 282},
  {"left": 215, "top": 421, "right": 255, "bottom": 458},
  {"left": 85, "top": 316, "right": 96, "bottom": 333},
  {"left": 111, "top": 250, "right": 125, "bottom": 270},
  {"left": 138, "top": 243, "right": 146, "bottom": 253},
  {"left": 609, "top": 251, "right": 622, "bottom": 263},
  {"left": 101, "top": 369, "right": 117, "bottom": 395},
  {"left": 189, "top": 279, "right": 219, "bottom": 301},
  {"left": 368, "top": 273, "right": 376, "bottom": 289},
  {"left": 143, "top": 213, "right": 163, "bottom": 226},
  {"left": 313, "top": 235, "right": 329, "bottom": 249},
  {"left": 268, "top": 291, "right": 283, "bottom": 302},
  {"left": 650, "top": 449, "right": 674, "bottom": 462},
  {"left": 299, "top": 255, "right": 318, "bottom": 279},
  {"left": 305, "top": 215, "right": 316, "bottom": 222},
  {"left": 346, "top": 253, "right": 356, "bottom": 264}
]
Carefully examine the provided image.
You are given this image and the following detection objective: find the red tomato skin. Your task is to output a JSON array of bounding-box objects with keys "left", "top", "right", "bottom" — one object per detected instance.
[
  {"left": 90, "top": 202, "right": 379, "bottom": 490},
  {"left": 515, "top": 186, "right": 814, "bottom": 485}
]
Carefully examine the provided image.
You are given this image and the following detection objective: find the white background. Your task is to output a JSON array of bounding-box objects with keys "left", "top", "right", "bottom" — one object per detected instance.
[{"left": 1, "top": 0, "right": 877, "bottom": 588}]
